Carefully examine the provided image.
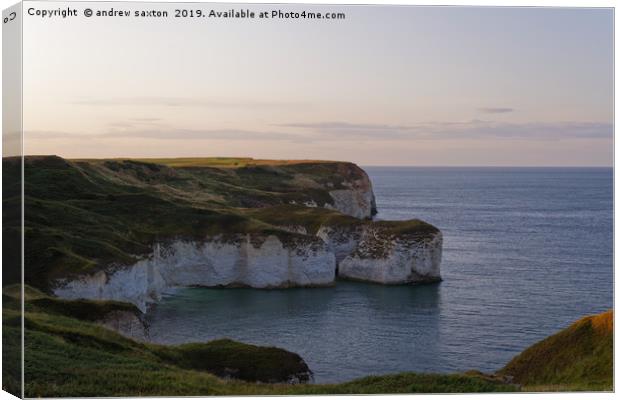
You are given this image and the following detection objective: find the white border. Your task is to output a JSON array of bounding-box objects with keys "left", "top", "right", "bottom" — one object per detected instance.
[{"left": 0, "top": 1, "right": 615, "bottom": 400}]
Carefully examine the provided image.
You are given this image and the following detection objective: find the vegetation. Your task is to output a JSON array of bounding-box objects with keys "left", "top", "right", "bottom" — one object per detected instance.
[
  {"left": 248, "top": 205, "right": 438, "bottom": 238},
  {"left": 2, "top": 155, "right": 435, "bottom": 292},
  {"left": 3, "top": 155, "right": 612, "bottom": 395},
  {"left": 500, "top": 310, "right": 613, "bottom": 391},
  {"left": 2, "top": 287, "right": 517, "bottom": 397},
  {"left": 94, "top": 157, "right": 334, "bottom": 168},
  {"left": 155, "top": 339, "right": 311, "bottom": 384},
  {"left": 3, "top": 285, "right": 611, "bottom": 396}
]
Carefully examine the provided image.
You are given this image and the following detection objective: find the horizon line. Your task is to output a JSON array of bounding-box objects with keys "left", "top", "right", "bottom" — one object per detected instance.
[{"left": 361, "top": 165, "right": 613, "bottom": 168}]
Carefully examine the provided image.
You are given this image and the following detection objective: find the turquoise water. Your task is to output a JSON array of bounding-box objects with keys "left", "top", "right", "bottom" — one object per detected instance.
[{"left": 145, "top": 167, "right": 613, "bottom": 383}]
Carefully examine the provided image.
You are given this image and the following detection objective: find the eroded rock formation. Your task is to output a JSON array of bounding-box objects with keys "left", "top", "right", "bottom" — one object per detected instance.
[{"left": 12, "top": 156, "right": 442, "bottom": 312}]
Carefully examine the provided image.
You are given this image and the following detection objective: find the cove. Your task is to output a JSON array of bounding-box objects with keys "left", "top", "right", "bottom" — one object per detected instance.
[
  {"left": 144, "top": 167, "right": 613, "bottom": 384},
  {"left": 145, "top": 281, "right": 445, "bottom": 383}
]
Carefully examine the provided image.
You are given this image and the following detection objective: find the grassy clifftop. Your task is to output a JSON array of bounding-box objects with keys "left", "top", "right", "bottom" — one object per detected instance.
[
  {"left": 247, "top": 205, "right": 439, "bottom": 236},
  {"left": 3, "top": 155, "right": 429, "bottom": 291},
  {"left": 500, "top": 310, "right": 613, "bottom": 391},
  {"left": 93, "top": 157, "right": 335, "bottom": 168},
  {"left": 69, "top": 156, "right": 368, "bottom": 209}
]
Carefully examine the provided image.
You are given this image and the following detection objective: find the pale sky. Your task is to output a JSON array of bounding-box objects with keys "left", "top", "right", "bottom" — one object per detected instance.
[{"left": 21, "top": 3, "right": 613, "bottom": 166}]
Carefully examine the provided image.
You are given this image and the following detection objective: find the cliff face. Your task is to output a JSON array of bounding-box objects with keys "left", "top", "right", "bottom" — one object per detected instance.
[
  {"left": 338, "top": 231, "right": 442, "bottom": 284},
  {"left": 53, "top": 214, "right": 442, "bottom": 311},
  {"left": 322, "top": 162, "right": 377, "bottom": 219},
  {"left": 326, "top": 187, "right": 376, "bottom": 220},
  {"left": 12, "top": 156, "right": 441, "bottom": 310},
  {"left": 54, "top": 235, "right": 337, "bottom": 312},
  {"left": 80, "top": 157, "right": 377, "bottom": 219}
]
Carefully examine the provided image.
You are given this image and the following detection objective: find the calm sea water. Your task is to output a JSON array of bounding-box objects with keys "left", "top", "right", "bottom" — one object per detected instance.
[{"left": 145, "top": 168, "right": 613, "bottom": 383}]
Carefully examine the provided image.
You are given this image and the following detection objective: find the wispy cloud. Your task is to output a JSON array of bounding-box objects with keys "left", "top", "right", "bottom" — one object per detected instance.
[
  {"left": 469, "top": 121, "right": 612, "bottom": 139},
  {"left": 25, "top": 128, "right": 299, "bottom": 141},
  {"left": 131, "top": 118, "right": 162, "bottom": 122},
  {"left": 279, "top": 120, "right": 612, "bottom": 141},
  {"left": 25, "top": 120, "right": 612, "bottom": 144},
  {"left": 277, "top": 122, "right": 416, "bottom": 138},
  {"left": 279, "top": 122, "right": 413, "bottom": 131},
  {"left": 24, "top": 130, "right": 83, "bottom": 139},
  {"left": 71, "top": 97, "right": 308, "bottom": 109},
  {"left": 107, "top": 118, "right": 166, "bottom": 129},
  {"left": 103, "top": 128, "right": 296, "bottom": 141},
  {"left": 477, "top": 107, "right": 514, "bottom": 114}
]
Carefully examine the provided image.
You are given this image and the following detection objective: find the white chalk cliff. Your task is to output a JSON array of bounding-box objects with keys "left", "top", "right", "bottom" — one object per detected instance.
[
  {"left": 54, "top": 234, "right": 336, "bottom": 312},
  {"left": 52, "top": 168, "right": 441, "bottom": 312},
  {"left": 54, "top": 225, "right": 442, "bottom": 311},
  {"left": 338, "top": 231, "right": 443, "bottom": 284},
  {"left": 289, "top": 165, "right": 377, "bottom": 219},
  {"left": 325, "top": 174, "right": 377, "bottom": 219}
]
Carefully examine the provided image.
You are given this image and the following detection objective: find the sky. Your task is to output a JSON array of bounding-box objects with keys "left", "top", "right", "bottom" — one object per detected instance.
[{"left": 20, "top": 3, "right": 613, "bottom": 166}]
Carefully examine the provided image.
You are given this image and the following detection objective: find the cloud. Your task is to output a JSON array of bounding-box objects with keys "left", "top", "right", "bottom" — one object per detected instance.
[
  {"left": 24, "top": 130, "right": 84, "bottom": 139},
  {"left": 278, "top": 122, "right": 413, "bottom": 131},
  {"left": 279, "top": 120, "right": 612, "bottom": 141},
  {"left": 276, "top": 122, "right": 418, "bottom": 139},
  {"left": 25, "top": 128, "right": 299, "bottom": 142},
  {"left": 71, "top": 97, "right": 308, "bottom": 109},
  {"left": 103, "top": 128, "right": 297, "bottom": 141},
  {"left": 477, "top": 107, "right": 514, "bottom": 114},
  {"left": 106, "top": 118, "right": 165, "bottom": 129},
  {"left": 24, "top": 120, "right": 612, "bottom": 145},
  {"left": 131, "top": 118, "right": 162, "bottom": 122},
  {"left": 469, "top": 121, "right": 612, "bottom": 139}
]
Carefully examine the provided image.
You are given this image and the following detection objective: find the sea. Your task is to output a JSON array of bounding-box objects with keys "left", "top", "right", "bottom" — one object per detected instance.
[{"left": 144, "top": 167, "right": 613, "bottom": 383}]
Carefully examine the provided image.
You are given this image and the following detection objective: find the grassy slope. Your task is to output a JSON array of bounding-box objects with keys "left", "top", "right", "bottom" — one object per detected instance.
[
  {"left": 7, "top": 293, "right": 611, "bottom": 396},
  {"left": 2, "top": 288, "right": 516, "bottom": 397},
  {"left": 5, "top": 287, "right": 611, "bottom": 395},
  {"left": 500, "top": 310, "right": 613, "bottom": 391},
  {"left": 72, "top": 157, "right": 361, "bottom": 209},
  {"left": 247, "top": 205, "right": 439, "bottom": 237}
]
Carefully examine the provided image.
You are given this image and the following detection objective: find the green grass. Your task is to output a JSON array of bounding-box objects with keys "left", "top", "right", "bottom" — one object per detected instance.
[
  {"left": 2, "top": 290, "right": 613, "bottom": 395},
  {"left": 3, "top": 156, "right": 613, "bottom": 395},
  {"left": 154, "top": 339, "right": 311, "bottom": 384},
  {"left": 3, "top": 155, "right": 437, "bottom": 292},
  {"left": 246, "top": 205, "right": 364, "bottom": 234},
  {"left": 98, "top": 157, "right": 335, "bottom": 168},
  {"left": 27, "top": 297, "right": 141, "bottom": 322},
  {"left": 499, "top": 310, "right": 613, "bottom": 391},
  {"left": 1, "top": 288, "right": 517, "bottom": 397},
  {"left": 247, "top": 205, "right": 439, "bottom": 237}
]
